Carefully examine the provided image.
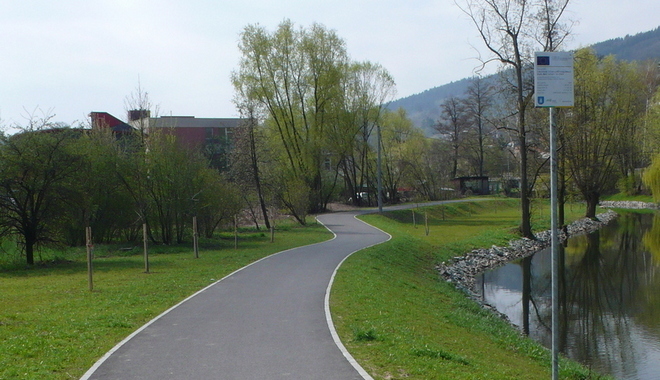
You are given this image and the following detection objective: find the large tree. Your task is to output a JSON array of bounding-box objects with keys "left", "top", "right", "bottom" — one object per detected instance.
[
  {"left": 462, "top": 76, "right": 495, "bottom": 176},
  {"left": 435, "top": 96, "right": 469, "bottom": 179},
  {"left": 232, "top": 20, "right": 347, "bottom": 215},
  {"left": 0, "top": 118, "right": 83, "bottom": 265},
  {"left": 458, "top": 0, "right": 572, "bottom": 237},
  {"left": 229, "top": 112, "right": 273, "bottom": 230},
  {"left": 232, "top": 20, "right": 395, "bottom": 216},
  {"left": 337, "top": 61, "right": 396, "bottom": 207},
  {"left": 565, "top": 49, "right": 647, "bottom": 218},
  {"left": 379, "top": 108, "right": 427, "bottom": 203}
]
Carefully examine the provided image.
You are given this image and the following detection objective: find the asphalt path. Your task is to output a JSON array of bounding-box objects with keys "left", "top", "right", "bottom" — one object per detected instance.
[{"left": 81, "top": 210, "right": 390, "bottom": 380}]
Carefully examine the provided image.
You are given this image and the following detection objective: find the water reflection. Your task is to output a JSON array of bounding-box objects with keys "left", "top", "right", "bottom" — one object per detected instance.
[{"left": 476, "top": 212, "right": 660, "bottom": 380}]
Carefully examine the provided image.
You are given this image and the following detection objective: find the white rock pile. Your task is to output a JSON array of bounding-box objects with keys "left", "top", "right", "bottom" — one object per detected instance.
[
  {"left": 437, "top": 210, "right": 619, "bottom": 300},
  {"left": 599, "top": 200, "right": 660, "bottom": 210}
]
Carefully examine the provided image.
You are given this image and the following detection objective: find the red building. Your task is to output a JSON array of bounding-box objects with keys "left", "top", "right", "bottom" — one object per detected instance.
[
  {"left": 91, "top": 110, "right": 245, "bottom": 148},
  {"left": 89, "top": 112, "right": 134, "bottom": 136}
]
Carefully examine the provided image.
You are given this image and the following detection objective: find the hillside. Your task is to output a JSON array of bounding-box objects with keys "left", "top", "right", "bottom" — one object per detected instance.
[
  {"left": 391, "top": 26, "right": 660, "bottom": 134},
  {"left": 590, "top": 26, "right": 660, "bottom": 62}
]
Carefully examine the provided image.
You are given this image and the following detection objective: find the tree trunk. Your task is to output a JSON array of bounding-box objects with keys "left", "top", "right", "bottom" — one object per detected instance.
[
  {"left": 585, "top": 191, "right": 600, "bottom": 219},
  {"left": 519, "top": 125, "right": 533, "bottom": 238},
  {"left": 23, "top": 224, "right": 37, "bottom": 265},
  {"left": 25, "top": 241, "right": 35, "bottom": 266},
  {"left": 249, "top": 123, "right": 270, "bottom": 230}
]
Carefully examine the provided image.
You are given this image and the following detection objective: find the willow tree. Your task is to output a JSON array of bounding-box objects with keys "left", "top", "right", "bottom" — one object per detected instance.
[
  {"left": 232, "top": 21, "right": 346, "bottom": 217},
  {"left": 458, "top": 0, "right": 572, "bottom": 237},
  {"left": 232, "top": 20, "right": 395, "bottom": 217},
  {"left": 566, "top": 49, "right": 646, "bottom": 218}
]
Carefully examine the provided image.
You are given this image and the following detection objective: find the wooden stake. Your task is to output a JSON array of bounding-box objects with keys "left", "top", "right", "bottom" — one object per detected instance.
[
  {"left": 425, "top": 212, "right": 430, "bottom": 236},
  {"left": 193, "top": 216, "right": 199, "bottom": 258},
  {"left": 234, "top": 215, "right": 238, "bottom": 249},
  {"left": 86, "top": 227, "right": 93, "bottom": 292},
  {"left": 143, "top": 223, "right": 149, "bottom": 273}
]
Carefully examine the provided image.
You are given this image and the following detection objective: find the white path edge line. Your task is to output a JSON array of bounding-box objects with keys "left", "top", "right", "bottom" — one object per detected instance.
[
  {"left": 79, "top": 235, "right": 338, "bottom": 380},
  {"left": 320, "top": 213, "right": 393, "bottom": 380}
]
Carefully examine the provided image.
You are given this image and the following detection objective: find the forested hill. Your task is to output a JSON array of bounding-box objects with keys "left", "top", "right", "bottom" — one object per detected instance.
[
  {"left": 590, "top": 26, "right": 660, "bottom": 62},
  {"left": 390, "top": 26, "right": 660, "bottom": 134}
]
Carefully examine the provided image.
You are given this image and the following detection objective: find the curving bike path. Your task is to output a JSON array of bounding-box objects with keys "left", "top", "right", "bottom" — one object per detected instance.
[{"left": 81, "top": 211, "right": 390, "bottom": 380}]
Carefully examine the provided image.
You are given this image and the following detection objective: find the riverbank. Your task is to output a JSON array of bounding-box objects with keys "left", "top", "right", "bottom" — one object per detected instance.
[
  {"left": 332, "top": 200, "right": 595, "bottom": 379},
  {"left": 437, "top": 210, "right": 619, "bottom": 303},
  {"left": 438, "top": 199, "right": 659, "bottom": 316}
]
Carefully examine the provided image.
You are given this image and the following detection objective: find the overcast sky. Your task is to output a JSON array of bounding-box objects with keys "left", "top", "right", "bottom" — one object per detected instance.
[{"left": 1, "top": 0, "right": 658, "bottom": 129}]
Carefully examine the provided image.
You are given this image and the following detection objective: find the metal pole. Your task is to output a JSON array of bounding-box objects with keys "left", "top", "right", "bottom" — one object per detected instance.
[{"left": 550, "top": 107, "right": 560, "bottom": 380}]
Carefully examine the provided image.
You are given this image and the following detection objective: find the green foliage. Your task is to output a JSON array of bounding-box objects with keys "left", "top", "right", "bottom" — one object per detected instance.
[
  {"left": 643, "top": 153, "right": 660, "bottom": 202},
  {"left": 232, "top": 20, "right": 398, "bottom": 213},
  {"left": 0, "top": 117, "right": 244, "bottom": 265},
  {"left": 0, "top": 127, "right": 84, "bottom": 265},
  {"left": 562, "top": 48, "right": 649, "bottom": 217}
]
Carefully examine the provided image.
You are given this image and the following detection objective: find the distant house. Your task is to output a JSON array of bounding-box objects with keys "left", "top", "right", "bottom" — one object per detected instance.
[{"left": 452, "top": 176, "right": 490, "bottom": 196}]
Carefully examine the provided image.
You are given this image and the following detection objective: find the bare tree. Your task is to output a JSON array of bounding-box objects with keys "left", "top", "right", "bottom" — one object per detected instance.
[
  {"left": 229, "top": 111, "right": 272, "bottom": 230},
  {"left": 435, "top": 96, "right": 469, "bottom": 179},
  {"left": 457, "top": 0, "right": 572, "bottom": 237},
  {"left": 124, "top": 79, "right": 157, "bottom": 144},
  {"left": 462, "top": 76, "right": 495, "bottom": 176}
]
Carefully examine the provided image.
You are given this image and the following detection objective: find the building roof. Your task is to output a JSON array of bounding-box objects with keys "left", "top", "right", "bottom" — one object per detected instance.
[{"left": 151, "top": 116, "right": 245, "bottom": 129}]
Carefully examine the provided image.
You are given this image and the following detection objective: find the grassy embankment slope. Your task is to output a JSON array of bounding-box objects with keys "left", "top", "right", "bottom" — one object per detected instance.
[
  {"left": 331, "top": 199, "right": 609, "bottom": 379},
  {"left": 0, "top": 220, "right": 331, "bottom": 380}
]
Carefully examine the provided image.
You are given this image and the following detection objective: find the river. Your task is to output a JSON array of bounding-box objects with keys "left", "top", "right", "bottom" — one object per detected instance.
[{"left": 475, "top": 212, "right": 660, "bottom": 380}]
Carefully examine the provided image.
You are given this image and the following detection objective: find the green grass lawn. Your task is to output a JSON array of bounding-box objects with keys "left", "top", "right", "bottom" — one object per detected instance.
[
  {"left": 0, "top": 220, "right": 331, "bottom": 380},
  {"left": 330, "top": 199, "right": 610, "bottom": 379},
  {"left": 1, "top": 200, "right": 610, "bottom": 380}
]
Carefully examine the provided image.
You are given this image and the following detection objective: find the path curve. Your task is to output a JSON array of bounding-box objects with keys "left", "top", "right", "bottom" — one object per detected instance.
[{"left": 81, "top": 211, "right": 389, "bottom": 380}]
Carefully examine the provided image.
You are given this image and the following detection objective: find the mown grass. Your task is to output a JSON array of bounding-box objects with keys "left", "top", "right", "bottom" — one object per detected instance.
[
  {"left": 0, "top": 218, "right": 331, "bottom": 380},
  {"left": 331, "top": 199, "right": 611, "bottom": 379},
  {"left": 602, "top": 193, "right": 654, "bottom": 202}
]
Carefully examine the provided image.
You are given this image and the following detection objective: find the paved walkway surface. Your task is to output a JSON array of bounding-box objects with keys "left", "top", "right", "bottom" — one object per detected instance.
[{"left": 82, "top": 211, "right": 389, "bottom": 380}]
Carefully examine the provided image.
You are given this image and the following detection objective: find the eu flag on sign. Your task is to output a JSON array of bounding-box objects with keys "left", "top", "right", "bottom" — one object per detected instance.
[{"left": 537, "top": 56, "right": 550, "bottom": 65}]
